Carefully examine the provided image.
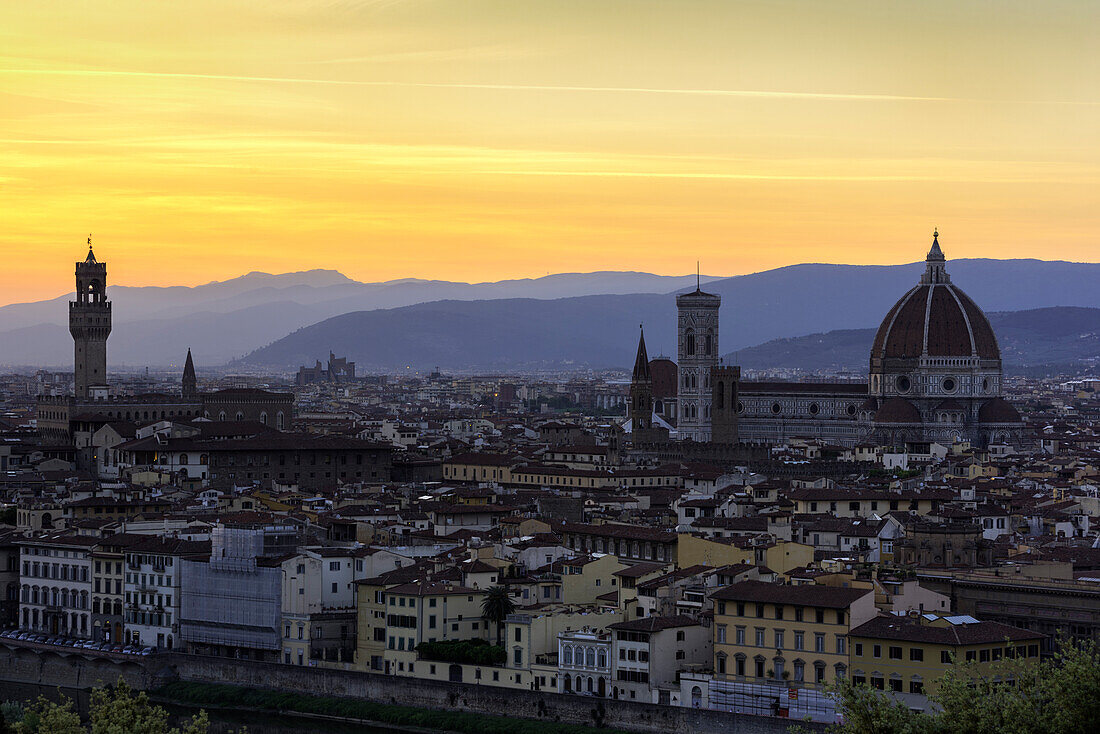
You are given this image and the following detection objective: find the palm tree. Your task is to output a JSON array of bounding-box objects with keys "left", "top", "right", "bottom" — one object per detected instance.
[{"left": 481, "top": 585, "right": 516, "bottom": 646}]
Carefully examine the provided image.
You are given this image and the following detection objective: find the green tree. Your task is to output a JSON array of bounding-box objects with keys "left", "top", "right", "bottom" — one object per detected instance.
[
  {"left": 9, "top": 680, "right": 215, "bottom": 734},
  {"left": 827, "top": 637, "right": 1100, "bottom": 734},
  {"left": 480, "top": 585, "right": 516, "bottom": 646},
  {"left": 90, "top": 679, "right": 212, "bottom": 734},
  {"left": 89, "top": 679, "right": 172, "bottom": 734},
  {"left": 826, "top": 680, "right": 935, "bottom": 734},
  {"left": 0, "top": 701, "right": 21, "bottom": 734},
  {"left": 12, "top": 695, "right": 83, "bottom": 734}
]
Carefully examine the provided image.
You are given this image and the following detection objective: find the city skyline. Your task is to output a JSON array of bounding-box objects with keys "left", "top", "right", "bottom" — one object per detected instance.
[{"left": 3, "top": 0, "right": 1100, "bottom": 304}]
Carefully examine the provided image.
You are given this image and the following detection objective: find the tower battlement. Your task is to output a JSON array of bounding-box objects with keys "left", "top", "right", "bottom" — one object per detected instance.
[{"left": 70, "top": 244, "right": 112, "bottom": 398}]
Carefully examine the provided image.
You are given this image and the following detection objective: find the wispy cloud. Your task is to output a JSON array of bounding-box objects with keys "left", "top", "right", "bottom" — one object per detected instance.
[
  {"left": 304, "top": 43, "right": 533, "bottom": 64},
  {"left": 5, "top": 67, "right": 1098, "bottom": 106},
  {"left": 0, "top": 67, "right": 969, "bottom": 103},
  {"left": 471, "top": 170, "right": 1100, "bottom": 184}
]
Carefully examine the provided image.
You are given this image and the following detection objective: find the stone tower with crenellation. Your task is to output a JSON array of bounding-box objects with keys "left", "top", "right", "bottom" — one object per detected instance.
[{"left": 69, "top": 242, "right": 112, "bottom": 398}]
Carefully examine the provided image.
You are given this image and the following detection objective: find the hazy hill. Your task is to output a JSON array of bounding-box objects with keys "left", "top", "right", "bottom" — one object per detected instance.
[
  {"left": 235, "top": 259, "right": 1100, "bottom": 372},
  {"left": 0, "top": 271, "right": 717, "bottom": 366},
  {"left": 236, "top": 295, "right": 677, "bottom": 372},
  {"left": 731, "top": 307, "right": 1100, "bottom": 372},
  {"left": 236, "top": 299, "right": 1100, "bottom": 374},
  {"left": 4, "top": 258, "right": 1099, "bottom": 368}
]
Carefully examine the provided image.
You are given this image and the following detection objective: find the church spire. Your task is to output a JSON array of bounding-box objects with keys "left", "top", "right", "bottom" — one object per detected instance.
[
  {"left": 632, "top": 325, "right": 651, "bottom": 380},
  {"left": 922, "top": 229, "right": 951, "bottom": 285},
  {"left": 182, "top": 347, "right": 197, "bottom": 398}
]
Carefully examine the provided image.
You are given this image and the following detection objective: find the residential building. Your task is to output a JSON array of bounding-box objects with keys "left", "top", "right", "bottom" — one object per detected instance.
[
  {"left": 179, "top": 524, "right": 281, "bottom": 660},
  {"left": 709, "top": 581, "right": 877, "bottom": 721},
  {"left": 848, "top": 612, "right": 1045, "bottom": 711},
  {"left": 124, "top": 535, "right": 209, "bottom": 649},
  {"left": 609, "top": 614, "right": 710, "bottom": 704}
]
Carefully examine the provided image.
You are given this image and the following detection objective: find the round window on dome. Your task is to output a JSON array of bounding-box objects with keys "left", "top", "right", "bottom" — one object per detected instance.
[
  {"left": 896, "top": 376, "right": 911, "bottom": 393},
  {"left": 942, "top": 377, "right": 957, "bottom": 393},
  {"left": 846, "top": 404, "right": 857, "bottom": 416},
  {"left": 736, "top": 401, "right": 745, "bottom": 414},
  {"left": 809, "top": 403, "right": 820, "bottom": 415},
  {"left": 982, "top": 377, "right": 991, "bottom": 393},
  {"left": 771, "top": 402, "right": 782, "bottom": 415}
]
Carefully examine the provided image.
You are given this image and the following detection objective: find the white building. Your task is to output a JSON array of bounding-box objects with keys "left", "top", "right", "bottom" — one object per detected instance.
[
  {"left": 123, "top": 536, "right": 209, "bottom": 649},
  {"left": 558, "top": 626, "right": 612, "bottom": 697},
  {"left": 609, "top": 614, "right": 711, "bottom": 705},
  {"left": 280, "top": 546, "right": 405, "bottom": 665},
  {"left": 19, "top": 534, "right": 95, "bottom": 638}
]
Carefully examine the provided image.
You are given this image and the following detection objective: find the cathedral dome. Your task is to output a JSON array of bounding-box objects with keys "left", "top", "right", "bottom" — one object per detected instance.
[
  {"left": 874, "top": 397, "right": 922, "bottom": 423},
  {"left": 871, "top": 233, "right": 1000, "bottom": 361},
  {"left": 978, "top": 397, "right": 1021, "bottom": 423}
]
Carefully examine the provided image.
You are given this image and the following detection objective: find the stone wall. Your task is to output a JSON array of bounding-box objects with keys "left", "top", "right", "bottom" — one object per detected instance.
[
  {"left": 0, "top": 642, "right": 154, "bottom": 691},
  {"left": 0, "top": 642, "right": 822, "bottom": 734},
  {"left": 165, "top": 654, "right": 821, "bottom": 734}
]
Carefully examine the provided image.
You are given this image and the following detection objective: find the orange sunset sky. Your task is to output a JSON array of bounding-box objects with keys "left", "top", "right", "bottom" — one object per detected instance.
[{"left": 2, "top": 0, "right": 1098, "bottom": 305}]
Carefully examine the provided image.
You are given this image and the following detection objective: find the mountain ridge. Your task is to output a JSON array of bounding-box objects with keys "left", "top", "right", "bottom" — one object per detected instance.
[
  {"left": 4, "top": 258, "right": 1099, "bottom": 368},
  {"left": 730, "top": 307, "right": 1100, "bottom": 372}
]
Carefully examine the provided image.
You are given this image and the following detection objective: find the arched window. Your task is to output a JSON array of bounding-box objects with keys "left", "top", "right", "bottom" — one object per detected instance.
[
  {"left": 716, "top": 652, "right": 727, "bottom": 675},
  {"left": 276, "top": 411, "right": 285, "bottom": 430},
  {"left": 716, "top": 382, "right": 724, "bottom": 409},
  {"left": 563, "top": 646, "right": 573, "bottom": 665},
  {"left": 218, "top": 412, "right": 226, "bottom": 421},
  {"left": 586, "top": 647, "right": 596, "bottom": 667},
  {"left": 705, "top": 333, "right": 712, "bottom": 355},
  {"left": 597, "top": 649, "right": 607, "bottom": 668},
  {"left": 235, "top": 412, "right": 244, "bottom": 421},
  {"left": 685, "top": 329, "right": 695, "bottom": 356},
  {"left": 260, "top": 412, "right": 268, "bottom": 425},
  {"left": 200, "top": 454, "right": 208, "bottom": 465},
  {"left": 179, "top": 454, "right": 188, "bottom": 466}
]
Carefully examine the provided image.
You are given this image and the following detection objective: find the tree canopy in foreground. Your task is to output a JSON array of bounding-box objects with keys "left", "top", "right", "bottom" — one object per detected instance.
[
  {"left": 826, "top": 638, "right": 1100, "bottom": 734},
  {"left": 2, "top": 679, "right": 224, "bottom": 734}
]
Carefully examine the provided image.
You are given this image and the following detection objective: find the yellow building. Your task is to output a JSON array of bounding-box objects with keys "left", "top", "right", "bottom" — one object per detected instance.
[
  {"left": 387, "top": 582, "right": 488, "bottom": 675},
  {"left": 676, "top": 534, "right": 814, "bottom": 576},
  {"left": 442, "top": 453, "right": 515, "bottom": 484},
  {"left": 848, "top": 612, "right": 1044, "bottom": 709},
  {"left": 562, "top": 554, "right": 628, "bottom": 605},
  {"left": 711, "top": 581, "right": 876, "bottom": 686}
]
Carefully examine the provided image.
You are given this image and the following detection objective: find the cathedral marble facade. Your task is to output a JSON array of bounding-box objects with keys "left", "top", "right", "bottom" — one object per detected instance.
[{"left": 635, "top": 234, "right": 1024, "bottom": 449}]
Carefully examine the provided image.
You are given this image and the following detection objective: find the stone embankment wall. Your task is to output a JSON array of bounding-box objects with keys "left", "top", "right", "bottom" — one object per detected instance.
[
  {"left": 0, "top": 642, "right": 823, "bottom": 734},
  {"left": 166, "top": 654, "right": 823, "bottom": 734},
  {"left": 0, "top": 642, "right": 154, "bottom": 691}
]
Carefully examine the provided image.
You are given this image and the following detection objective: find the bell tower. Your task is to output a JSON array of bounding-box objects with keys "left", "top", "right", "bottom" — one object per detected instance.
[
  {"left": 676, "top": 278, "right": 720, "bottom": 442},
  {"left": 69, "top": 238, "right": 112, "bottom": 398}
]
